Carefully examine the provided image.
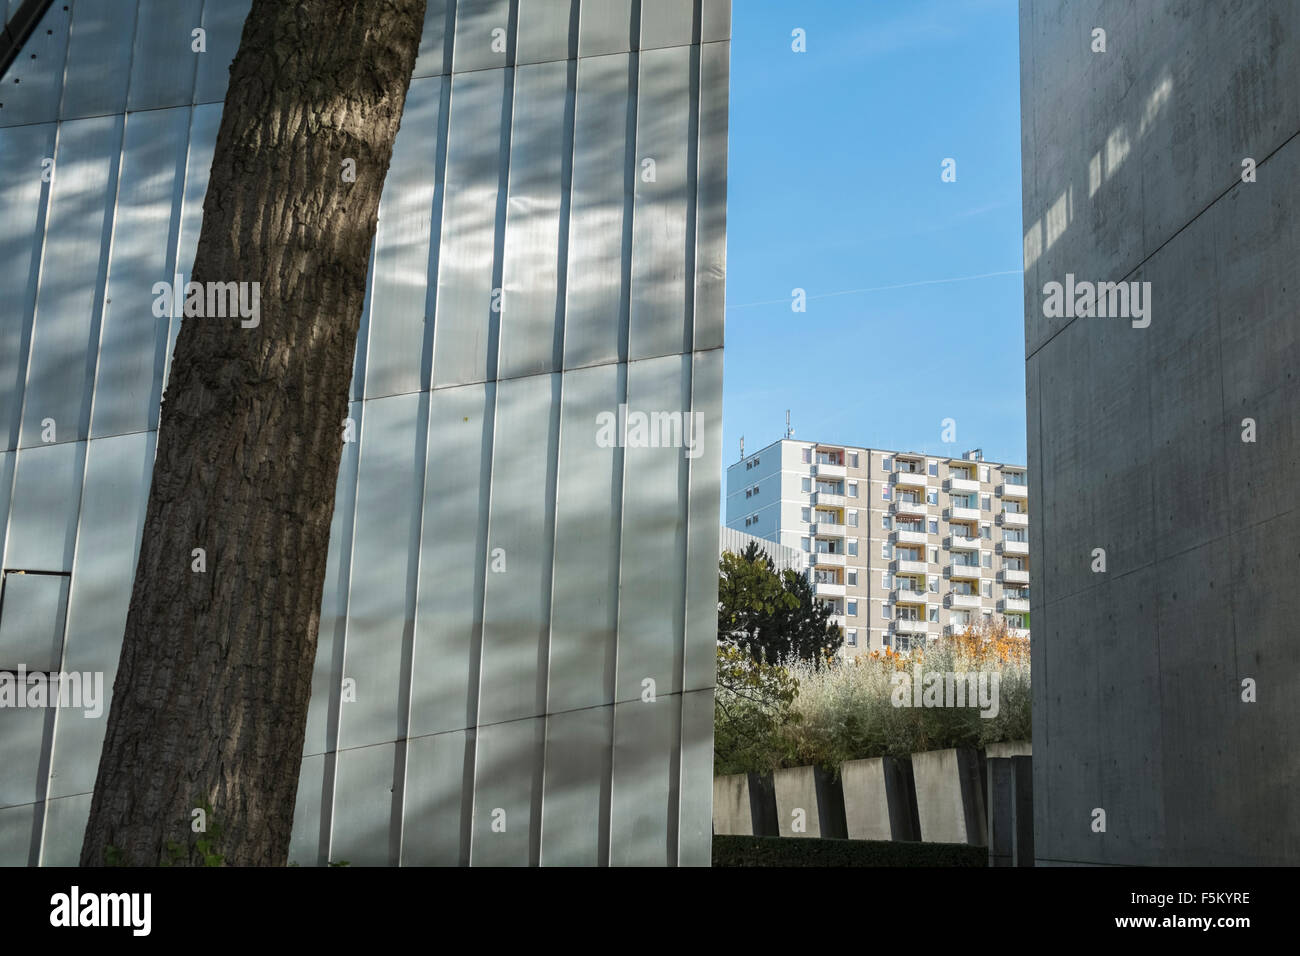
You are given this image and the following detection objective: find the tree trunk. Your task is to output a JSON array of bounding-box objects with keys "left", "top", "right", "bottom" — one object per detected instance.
[{"left": 80, "top": 0, "right": 428, "bottom": 867}]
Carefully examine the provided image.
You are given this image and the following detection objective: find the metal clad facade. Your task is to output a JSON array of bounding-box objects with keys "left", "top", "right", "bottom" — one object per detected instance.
[{"left": 0, "top": 0, "right": 727, "bottom": 867}]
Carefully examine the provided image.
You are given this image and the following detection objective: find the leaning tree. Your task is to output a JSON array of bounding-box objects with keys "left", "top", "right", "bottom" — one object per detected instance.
[{"left": 81, "top": 0, "right": 428, "bottom": 866}]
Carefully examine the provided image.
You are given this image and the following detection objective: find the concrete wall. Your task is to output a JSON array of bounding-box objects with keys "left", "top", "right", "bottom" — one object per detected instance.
[{"left": 1021, "top": 0, "right": 1300, "bottom": 864}]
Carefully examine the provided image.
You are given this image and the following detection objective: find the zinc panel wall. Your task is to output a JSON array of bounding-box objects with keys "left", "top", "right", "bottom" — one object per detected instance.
[{"left": 0, "top": 0, "right": 728, "bottom": 868}]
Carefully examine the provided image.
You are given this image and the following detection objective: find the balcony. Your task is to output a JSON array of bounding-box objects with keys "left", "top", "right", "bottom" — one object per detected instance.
[
  {"left": 1001, "top": 539, "right": 1029, "bottom": 556},
  {"left": 810, "top": 522, "right": 845, "bottom": 537},
  {"left": 811, "top": 551, "right": 846, "bottom": 567},
  {"left": 998, "top": 482, "right": 1028, "bottom": 500},
  {"left": 947, "top": 562, "right": 982, "bottom": 580},
  {"left": 893, "top": 471, "right": 927, "bottom": 490},
  {"left": 893, "top": 498, "right": 927, "bottom": 517},
  {"left": 1000, "top": 511, "right": 1028, "bottom": 528},
  {"left": 948, "top": 593, "right": 980, "bottom": 609},
  {"left": 826, "top": 614, "right": 846, "bottom": 629},
  {"left": 945, "top": 622, "right": 973, "bottom": 636},
  {"left": 813, "top": 581, "right": 846, "bottom": 599},
  {"left": 893, "top": 529, "right": 927, "bottom": 546},
  {"left": 946, "top": 476, "right": 979, "bottom": 494},
  {"left": 947, "top": 506, "right": 980, "bottom": 522},
  {"left": 895, "top": 619, "right": 929, "bottom": 636},
  {"left": 1008, "top": 627, "right": 1030, "bottom": 639},
  {"left": 812, "top": 462, "right": 845, "bottom": 479},
  {"left": 810, "top": 491, "right": 845, "bottom": 508},
  {"left": 1000, "top": 597, "right": 1030, "bottom": 613},
  {"left": 1000, "top": 568, "right": 1030, "bottom": 585},
  {"left": 946, "top": 534, "right": 979, "bottom": 550},
  {"left": 893, "top": 586, "right": 927, "bottom": 604},
  {"left": 892, "top": 558, "right": 927, "bottom": 575}
]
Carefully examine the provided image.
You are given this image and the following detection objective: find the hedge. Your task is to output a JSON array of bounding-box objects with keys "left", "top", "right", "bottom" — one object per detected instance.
[{"left": 712, "top": 835, "right": 986, "bottom": 867}]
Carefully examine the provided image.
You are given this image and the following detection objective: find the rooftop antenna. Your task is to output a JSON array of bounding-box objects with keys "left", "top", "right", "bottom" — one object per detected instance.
[
  {"left": 785, "top": 410, "right": 794, "bottom": 439},
  {"left": 739, "top": 436, "right": 745, "bottom": 461}
]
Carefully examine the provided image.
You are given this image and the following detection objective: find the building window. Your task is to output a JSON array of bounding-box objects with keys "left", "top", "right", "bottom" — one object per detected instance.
[
  {"left": 981, "top": 580, "right": 993, "bottom": 598},
  {"left": 754, "top": 456, "right": 760, "bottom": 466},
  {"left": 801, "top": 507, "right": 811, "bottom": 522},
  {"left": 929, "top": 548, "right": 938, "bottom": 564},
  {"left": 847, "top": 628, "right": 858, "bottom": 647},
  {"left": 847, "top": 538, "right": 858, "bottom": 557},
  {"left": 801, "top": 477, "right": 811, "bottom": 492},
  {"left": 801, "top": 537, "right": 810, "bottom": 551},
  {"left": 981, "top": 495, "right": 991, "bottom": 511},
  {"left": 745, "top": 460, "right": 752, "bottom": 470},
  {"left": 882, "top": 456, "right": 892, "bottom": 472},
  {"left": 849, "top": 452, "right": 859, "bottom": 468},
  {"left": 881, "top": 515, "right": 891, "bottom": 530},
  {"left": 928, "top": 460, "right": 938, "bottom": 476},
  {"left": 847, "top": 510, "right": 858, "bottom": 528},
  {"left": 882, "top": 603, "right": 891, "bottom": 620},
  {"left": 847, "top": 569, "right": 858, "bottom": 586},
  {"left": 928, "top": 575, "right": 939, "bottom": 593},
  {"left": 983, "top": 551, "right": 992, "bottom": 568},
  {"left": 881, "top": 542, "right": 891, "bottom": 559},
  {"left": 979, "top": 465, "right": 990, "bottom": 482},
  {"left": 928, "top": 519, "right": 938, "bottom": 534},
  {"left": 927, "top": 490, "right": 938, "bottom": 505},
  {"left": 802, "top": 447, "right": 811, "bottom": 463},
  {"left": 848, "top": 600, "right": 858, "bottom": 616},
  {"left": 848, "top": 480, "right": 858, "bottom": 498},
  {"left": 928, "top": 605, "right": 939, "bottom": 622},
  {"left": 981, "top": 523, "right": 991, "bottom": 539},
  {"left": 881, "top": 485, "right": 891, "bottom": 501}
]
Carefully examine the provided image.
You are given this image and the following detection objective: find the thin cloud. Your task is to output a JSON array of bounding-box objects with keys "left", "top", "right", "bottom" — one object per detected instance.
[{"left": 728, "top": 269, "right": 1024, "bottom": 310}]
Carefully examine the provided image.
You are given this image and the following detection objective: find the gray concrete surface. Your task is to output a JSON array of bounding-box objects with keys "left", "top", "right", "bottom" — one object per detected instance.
[
  {"left": 912, "top": 747, "right": 987, "bottom": 845},
  {"left": 1021, "top": 0, "right": 1300, "bottom": 864}
]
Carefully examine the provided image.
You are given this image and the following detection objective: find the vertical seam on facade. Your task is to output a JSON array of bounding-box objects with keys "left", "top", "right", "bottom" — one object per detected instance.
[
  {"left": 604, "top": 0, "right": 640, "bottom": 867},
  {"left": 667, "top": 0, "right": 704, "bottom": 867},
  {"left": 465, "top": 0, "right": 519, "bottom": 867},
  {"left": 533, "top": 0, "right": 581, "bottom": 866}
]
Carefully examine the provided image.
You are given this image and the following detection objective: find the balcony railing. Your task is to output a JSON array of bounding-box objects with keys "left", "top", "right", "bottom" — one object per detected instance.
[
  {"left": 810, "top": 491, "right": 846, "bottom": 508},
  {"left": 1000, "top": 511, "right": 1028, "bottom": 528},
  {"left": 894, "top": 472, "right": 927, "bottom": 489},
  {"left": 812, "top": 462, "right": 846, "bottom": 479},
  {"left": 893, "top": 529, "right": 927, "bottom": 545},
  {"left": 946, "top": 506, "right": 980, "bottom": 522},
  {"left": 1000, "top": 597, "right": 1031, "bottom": 613},
  {"left": 892, "top": 558, "right": 927, "bottom": 575},
  {"left": 893, "top": 586, "right": 927, "bottom": 604},
  {"left": 946, "top": 534, "right": 979, "bottom": 550},
  {"left": 998, "top": 482, "right": 1028, "bottom": 500},
  {"left": 946, "top": 476, "right": 980, "bottom": 494},
  {"left": 947, "top": 562, "right": 982, "bottom": 579},
  {"left": 811, "top": 551, "right": 846, "bottom": 567},
  {"left": 948, "top": 593, "right": 980, "bottom": 609},
  {"left": 1001, "top": 539, "right": 1029, "bottom": 556},
  {"left": 893, "top": 498, "right": 927, "bottom": 516},
  {"left": 1000, "top": 568, "right": 1030, "bottom": 585},
  {"left": 895, "top": 619, "right": 929, "bottom": 635},
  {"left": 813, "top": 581, "right": 846, "bottom": 599},
  {"left": 810, "top": 522, "right": 846, "bottom": 537}
]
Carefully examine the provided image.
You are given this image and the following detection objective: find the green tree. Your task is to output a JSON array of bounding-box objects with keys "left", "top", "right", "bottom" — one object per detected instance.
[
  {"left": 717, "top": 542, "right": 842, "bottom": 666},
  {"left": 713, "top": 644, "right": 798, "bottom": 776}
]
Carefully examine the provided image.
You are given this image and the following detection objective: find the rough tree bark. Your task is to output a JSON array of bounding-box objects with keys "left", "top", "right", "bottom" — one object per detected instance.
[{"left": 80, "top": 0, "right": 428, "bottom": 866}]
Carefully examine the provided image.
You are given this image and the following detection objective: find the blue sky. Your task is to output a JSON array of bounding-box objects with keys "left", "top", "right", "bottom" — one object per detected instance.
[{"left": 723, "top": 0, "right": 1025, "bottom": 466}]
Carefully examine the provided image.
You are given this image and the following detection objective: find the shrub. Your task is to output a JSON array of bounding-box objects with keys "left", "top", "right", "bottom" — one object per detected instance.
[
  {"left": 712, "top": 835, "right": 987, "bottom": 867},
  {"left": 716, "top": 618, "right": 1031, "bottom": 776}
]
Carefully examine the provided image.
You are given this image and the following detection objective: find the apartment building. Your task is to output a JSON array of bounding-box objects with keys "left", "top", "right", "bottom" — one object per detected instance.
[{"left": 725, "top": 439, "right": 1029, "bottom": 655}]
